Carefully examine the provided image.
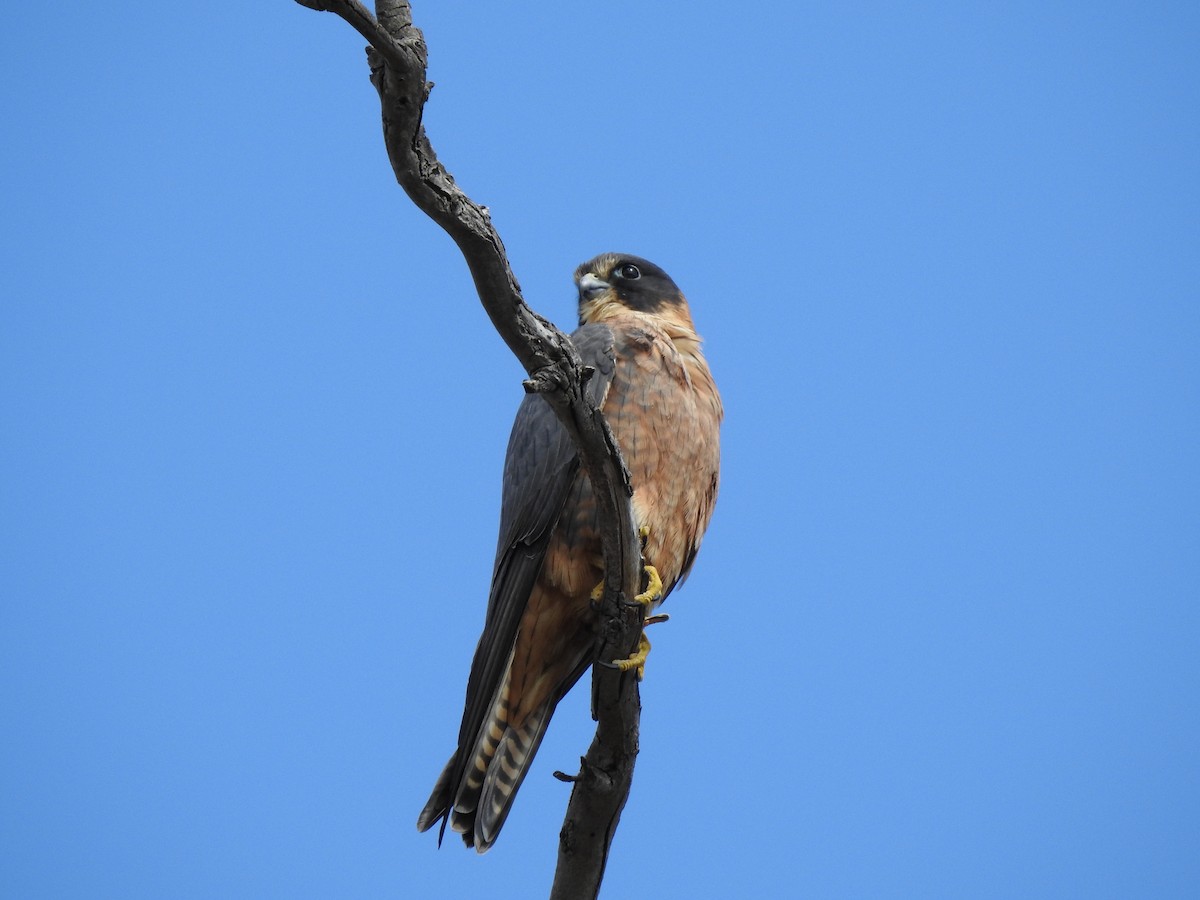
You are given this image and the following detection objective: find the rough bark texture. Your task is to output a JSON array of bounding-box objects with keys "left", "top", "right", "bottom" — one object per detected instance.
[{"left": 295, "top": 2, "right": 644, "bottom": 896}]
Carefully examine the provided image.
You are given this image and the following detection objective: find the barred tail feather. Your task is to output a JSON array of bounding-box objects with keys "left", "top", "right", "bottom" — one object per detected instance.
[
  {"left": 419, "top": 658, "right": 556, "bottom": 852},
  {"left": 415, "top": 693, "right": 556, "bottom": 851},
  {"left": 419, "top": 636, "right": 590, "bottom": 851},
  {"left": 474, "top": 701, "right": 554, "bottom": 852},
  {"left": 416, "top": 661, "right": 513, "bottom": 844}
]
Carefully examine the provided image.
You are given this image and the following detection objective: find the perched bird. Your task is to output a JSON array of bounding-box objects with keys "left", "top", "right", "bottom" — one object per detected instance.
[{"left": 417, "top": 253, "right": 722, "bottom": 851}]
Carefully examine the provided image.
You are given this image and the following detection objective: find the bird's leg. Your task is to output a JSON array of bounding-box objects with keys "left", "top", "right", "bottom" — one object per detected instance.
[
  {"left": 633, "top": 563, "right": 663, "bottom": 607},
  {"left": 613, "top": 632, "right": 652, "bottom": 681},
  {"left": 608, "top": 526, "right": 665, "bottom": 679},
  {"left": 588, "top": 563, "right": 662, "bottom": 610},
  {"left": 588, "top": 525, "right": 661, "bottom": 610}
]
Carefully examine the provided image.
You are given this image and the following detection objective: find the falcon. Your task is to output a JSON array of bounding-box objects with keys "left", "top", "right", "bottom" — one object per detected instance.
[{"left": 417, "top": 253, "right": 722, "bottom": 851}]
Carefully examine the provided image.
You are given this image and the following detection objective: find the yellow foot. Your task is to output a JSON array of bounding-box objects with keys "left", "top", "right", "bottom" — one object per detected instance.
[
  {"left": 589, "top": 562, "right": 663, "bottom": 608},
  {"left": 634, "top": 564, "right": 663, "bottom": 608},
  {"left": 613, "top": 632, "right": 652, "bottom": 681}
]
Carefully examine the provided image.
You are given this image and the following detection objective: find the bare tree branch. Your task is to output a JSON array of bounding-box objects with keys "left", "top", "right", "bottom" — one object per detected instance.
[{"left": 296, "top": 1, "right": 646, "bottom": 896}]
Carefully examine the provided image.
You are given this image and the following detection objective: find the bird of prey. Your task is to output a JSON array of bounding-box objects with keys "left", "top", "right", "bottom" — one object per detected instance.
[{"left": 417, "top": 253, "right": 722, "bottom": 851}]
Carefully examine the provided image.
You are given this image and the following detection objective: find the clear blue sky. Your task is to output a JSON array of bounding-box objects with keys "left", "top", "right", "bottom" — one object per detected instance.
[{"left": 3, "top": 2, "right": 1197, "bottom": 897}]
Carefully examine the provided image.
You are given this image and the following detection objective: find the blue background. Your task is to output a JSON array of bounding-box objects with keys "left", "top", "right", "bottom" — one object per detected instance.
[{"left": 3, "top": 2, "right": 1197, "bottom": 897}]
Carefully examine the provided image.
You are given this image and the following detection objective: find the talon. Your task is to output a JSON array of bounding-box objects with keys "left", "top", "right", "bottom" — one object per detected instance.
[
  {"left": 645, "top": 613, "right": 670, "bottom": 627},
  {"left": 591, "top": 561, "right": 662, "bottom": 609},
  {"left": 634, "top": 564, "right": 663, "bottom": 608},
  {"left": 612, "top": 632, "right": 652, "bottom": 680}
]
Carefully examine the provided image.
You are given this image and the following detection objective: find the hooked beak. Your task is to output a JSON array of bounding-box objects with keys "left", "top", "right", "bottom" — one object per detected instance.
[{"left": 577, "top": 272, "right": 610, "bottom": 300}]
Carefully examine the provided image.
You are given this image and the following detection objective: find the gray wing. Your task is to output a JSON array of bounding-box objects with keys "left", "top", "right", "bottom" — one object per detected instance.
[{"left": 419, "top": 323, "right": 615, "bottom": 836}]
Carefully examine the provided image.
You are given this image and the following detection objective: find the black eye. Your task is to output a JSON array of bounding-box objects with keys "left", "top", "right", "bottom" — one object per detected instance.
[{"left": 615, "top": 263, "right": 641, "bottom": 280}]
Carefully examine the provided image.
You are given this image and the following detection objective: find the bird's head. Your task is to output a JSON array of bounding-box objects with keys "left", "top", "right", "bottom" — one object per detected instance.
[{"left": 573, "top": 253, "right": 692, "bottom": 328}]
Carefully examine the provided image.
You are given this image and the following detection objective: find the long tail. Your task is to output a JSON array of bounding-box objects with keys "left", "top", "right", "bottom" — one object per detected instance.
[{"left": 416, "top": 671, "right": 557, "bottom": 852}]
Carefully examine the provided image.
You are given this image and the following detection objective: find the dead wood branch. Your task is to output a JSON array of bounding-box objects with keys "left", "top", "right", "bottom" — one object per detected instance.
[{"left": 296, "top": 2, "right": 646, "bottom": 897}]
